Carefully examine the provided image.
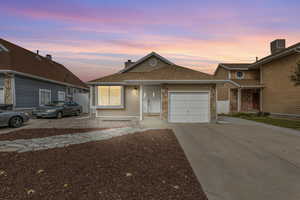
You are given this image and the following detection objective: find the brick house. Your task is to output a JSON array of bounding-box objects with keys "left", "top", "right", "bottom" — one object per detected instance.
[{"left": 215, "top": 39, "right": 300, "bottom": 117}]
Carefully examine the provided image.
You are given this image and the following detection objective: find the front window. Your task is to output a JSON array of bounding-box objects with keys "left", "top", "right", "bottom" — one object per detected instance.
[
  {"left": 39, "top": 89, "right": 51, "bottom": 105},
  {"left": 97, "top": 86, "right": 124, "bottom": 108},
  {"left": 58, "top": 91, "right": 66, "bottom": 101}
]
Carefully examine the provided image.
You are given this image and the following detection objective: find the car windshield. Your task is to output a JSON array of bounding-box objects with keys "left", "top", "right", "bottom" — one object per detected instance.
[{"left": 45, "top": 101, "right": 65, "bottom": 106}]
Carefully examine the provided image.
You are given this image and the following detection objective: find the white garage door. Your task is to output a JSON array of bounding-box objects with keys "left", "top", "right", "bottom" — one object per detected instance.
[{"left": 169, "top": 92, "right": 210, "bottom": 123}]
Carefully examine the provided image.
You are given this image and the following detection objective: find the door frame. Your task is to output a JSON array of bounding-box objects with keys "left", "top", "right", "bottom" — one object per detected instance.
[
  {"left": 142, "top": 85, "right": 162, "bottom": 114},
  {"left": 168, "top": 90, "right": 211, "bottom": 123}
]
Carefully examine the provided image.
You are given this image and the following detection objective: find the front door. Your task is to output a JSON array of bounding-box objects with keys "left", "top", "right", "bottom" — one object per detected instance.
[
  {"left": 252, "top": 91, "right": 260, "bottom": 110},
  {"left": 143, "top": 86, "right": 161, "bottom": 114}
]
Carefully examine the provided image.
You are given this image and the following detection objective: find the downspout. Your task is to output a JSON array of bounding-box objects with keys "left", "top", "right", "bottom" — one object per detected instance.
[
  {"left": 12, "top": 75, "right": 16, "bottom": 110},
  {"left": 139, "top": 84, "right": 143, "bottom": 121}
]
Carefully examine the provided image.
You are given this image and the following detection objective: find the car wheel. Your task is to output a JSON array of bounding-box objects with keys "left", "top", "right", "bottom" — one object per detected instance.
[
  {"left": 56, "top": 112, "right": 63, "bottom": 119},
  {"left": 9, "top": 116, "right": 23, "bottom": 128}
]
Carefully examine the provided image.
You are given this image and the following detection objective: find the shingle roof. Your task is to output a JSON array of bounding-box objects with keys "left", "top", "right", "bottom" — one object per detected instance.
[
  {"left": 0, "top": 38, "right": 87, "bottom": 88},
  {"left": 90, "top": 65, "right": 215, "bottom": 83}
]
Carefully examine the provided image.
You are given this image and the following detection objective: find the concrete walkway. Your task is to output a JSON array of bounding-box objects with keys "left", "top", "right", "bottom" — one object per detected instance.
[
  {"left": 0, "top": 127, "right": 151, "bottom": 153},
  {"left": 171, "top": 118, "right": 300, "bottom": 200}
]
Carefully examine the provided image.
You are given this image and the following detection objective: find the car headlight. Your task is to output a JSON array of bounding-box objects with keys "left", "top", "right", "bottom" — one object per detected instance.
[{"left": 46, "top": 109, "right": 57, "bottom": 113}]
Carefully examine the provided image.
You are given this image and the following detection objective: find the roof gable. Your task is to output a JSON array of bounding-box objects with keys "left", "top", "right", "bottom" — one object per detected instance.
[
  {"left": 119, "top": 52, "right": 174, "bottom": 73},
  {"left": 0, "top": 38, "right": 87, "bottom": 88},
  {"left": 89, "top": 65, "right": 215, "bottom": 83}
]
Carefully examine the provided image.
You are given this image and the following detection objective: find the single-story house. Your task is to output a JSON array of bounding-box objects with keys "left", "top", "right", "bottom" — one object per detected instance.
[
  {"left": 215, "top": 39, "right": 300, "bottom": 117},
  {"left": 87, "top": 52, "right": 229, "bottom": 123},
  {"left": 0, "top": 38, "right": 88, "bottom": 111}
]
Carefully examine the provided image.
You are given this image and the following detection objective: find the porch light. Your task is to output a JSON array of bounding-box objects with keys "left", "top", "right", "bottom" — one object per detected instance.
[{"left": 133, "top": 87, "right": 138, "bottom": 96}]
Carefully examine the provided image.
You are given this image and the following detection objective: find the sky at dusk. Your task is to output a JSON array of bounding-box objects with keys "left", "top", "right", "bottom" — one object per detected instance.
[{"left": 1, "top": 0, "right": 299, "bottom": 81}]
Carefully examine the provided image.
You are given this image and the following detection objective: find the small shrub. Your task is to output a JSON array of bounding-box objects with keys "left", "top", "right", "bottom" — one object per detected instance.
[{"left": 231, "top": 112, "right": 254, "bottom": 118}]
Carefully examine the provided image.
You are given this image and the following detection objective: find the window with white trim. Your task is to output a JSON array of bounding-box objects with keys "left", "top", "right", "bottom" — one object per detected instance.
[
  {"left": 58, "top": 91, "right": 66, "bottom": 101},
  {"left": 39, "top": 89, "right": 51, "bottom": 105},
  {"left": 97, "top": 86, "right": 124, "bottom": 108}
]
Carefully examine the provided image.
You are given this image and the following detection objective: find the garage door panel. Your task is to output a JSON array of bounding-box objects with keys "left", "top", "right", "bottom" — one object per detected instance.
[{"left": 169, "top": 92, "right": 209, "bottom": 123}]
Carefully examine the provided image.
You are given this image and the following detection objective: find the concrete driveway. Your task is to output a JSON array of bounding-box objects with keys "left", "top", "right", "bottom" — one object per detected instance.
[{"left": 171, "top": 117, "right": 300, "bottom": 200}]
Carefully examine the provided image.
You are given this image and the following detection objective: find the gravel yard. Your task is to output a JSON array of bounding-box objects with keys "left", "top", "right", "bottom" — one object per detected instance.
[
  {"left": 0, "top": 129, "right": 207, "bottom": 200},
  {"left": 0, "top": 128, "right": 107, "bottom": 141}
]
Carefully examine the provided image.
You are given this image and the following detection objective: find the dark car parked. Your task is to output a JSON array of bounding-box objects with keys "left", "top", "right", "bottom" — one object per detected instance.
[
  {"left": 32, "top": 101, "right": 82, "bottom": 119},
  {"left": 0, "top": 110, "right": 30, "bottom": 128}
]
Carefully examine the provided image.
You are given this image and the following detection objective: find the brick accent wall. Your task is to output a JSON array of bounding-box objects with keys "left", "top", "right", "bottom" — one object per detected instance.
[
  {"left": 161, "top": 85, "right": 169, "bottom": 120},
  {"left": 4, "top": 73, "right": 13, "bottom": 105},
  {"left": 210, "top": 85, "right": 217, "bottom": 121}
]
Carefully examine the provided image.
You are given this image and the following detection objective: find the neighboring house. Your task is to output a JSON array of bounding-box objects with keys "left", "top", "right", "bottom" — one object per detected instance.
[
  {"left": 215, "top": 39, "right": 300, "bottom": 117},
  {"left": 87, "top": 52, "right": 228, "bottom": 123},
  {"left": 0, "top": 38, "right": 88, "bottom": 110},
  {"left": 214, "top": 63, "right": 262, "bottom": 114}
]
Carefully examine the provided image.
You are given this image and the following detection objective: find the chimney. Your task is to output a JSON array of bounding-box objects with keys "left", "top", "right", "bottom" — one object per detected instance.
[
  {"left": 270, "top": 39, "right": 286, "bottom": 54},
  {"left": 125, "top": 60, "right": 134, "bottom": 68},
  {"left": 46, "top": 54, "right": 52, "bottom": 60}
]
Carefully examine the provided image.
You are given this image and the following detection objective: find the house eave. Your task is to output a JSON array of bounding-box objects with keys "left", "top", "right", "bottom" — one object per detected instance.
[
  {"left": 240, "top": 85, "right": 264, "bottom": 88},
  {"left": 88, "top": 79, "right": 236, "bottom": 86},
  {"left": 125, "top": 79, "right": 229, "bottom": 84},
  {"left": 86, "top": 81, "right": 132, "bottom": 86},
  {"left": 219, "top": 64, "right": 250, "bottom": 71}
]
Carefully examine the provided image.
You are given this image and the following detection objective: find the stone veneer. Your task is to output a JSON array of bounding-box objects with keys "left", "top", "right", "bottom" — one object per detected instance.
[{"left": 4, "top": 73, "right": 13, "bottom": 105}]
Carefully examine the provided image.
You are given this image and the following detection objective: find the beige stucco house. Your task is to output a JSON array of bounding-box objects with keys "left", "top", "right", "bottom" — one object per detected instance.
[
  {"left": 215, "top": 39, "right": 300, "bottom": 117},
  {"left": 87, "top": 52, "right": 228, "bottom": 123}
]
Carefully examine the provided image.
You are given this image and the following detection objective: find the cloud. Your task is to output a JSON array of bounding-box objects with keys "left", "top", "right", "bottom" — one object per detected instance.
[{"left": 1, "top": 0, "right": 300, "bottom": 81}]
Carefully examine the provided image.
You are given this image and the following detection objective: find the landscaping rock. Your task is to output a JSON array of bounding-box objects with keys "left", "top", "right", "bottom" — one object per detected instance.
[{"left": 0, "top": 127, "right": 154, "bottom": 153}]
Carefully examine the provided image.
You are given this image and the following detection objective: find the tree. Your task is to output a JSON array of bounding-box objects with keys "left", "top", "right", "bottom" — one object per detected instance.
[{"left": 291, "top": 61, "right": 300, "bottom": 86}]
